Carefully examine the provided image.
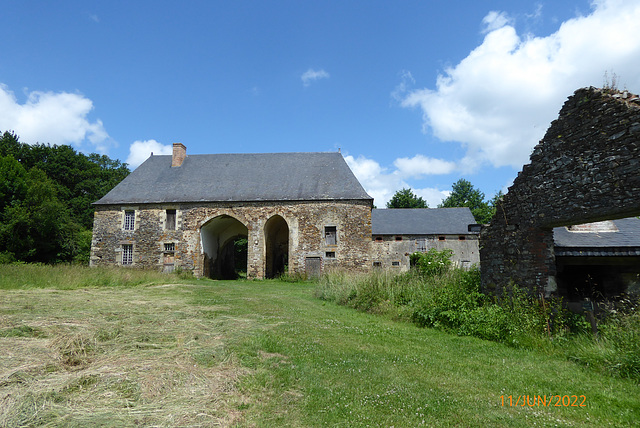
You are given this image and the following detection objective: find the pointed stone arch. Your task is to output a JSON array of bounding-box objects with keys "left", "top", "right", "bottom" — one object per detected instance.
[{"left": 264, "top": 215, "right": 289, "bottom": 279}]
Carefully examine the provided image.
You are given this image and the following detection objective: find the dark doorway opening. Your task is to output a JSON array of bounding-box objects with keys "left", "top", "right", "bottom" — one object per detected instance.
[
  {"left": 265, "top": 215, "right": 289, "bottom": 278},
  {"left": 201, "top": 215, "right": 248, "bottom": 280}
]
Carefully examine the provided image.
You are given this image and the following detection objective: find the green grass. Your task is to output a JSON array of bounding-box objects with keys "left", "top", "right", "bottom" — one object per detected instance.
[{"left": 1, "top": 264, "right": 639, "bottom": 427}]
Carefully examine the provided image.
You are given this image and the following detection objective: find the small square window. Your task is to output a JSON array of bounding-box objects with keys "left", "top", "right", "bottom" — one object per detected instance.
[
  {"left": 459, "top": 236, "right": 466, "bottom": 241},
  {"left": 122, "top": 244, "right": 133, "bottom": 265},
  {"left": 395, "top": 236, "right": 403, "bottom": 241},
  {"left": 325, "top": 226, "right": 337, "bottom": 245},
  {"left": 375, "top": 236, "right": 383, "bottom": 242},
  {"left": 438, "top": 236, "right": 446, "bottom": 241},
  {"left": 373, "top": 261, "right": 382, "bottom": 268},
  {"left": 123, "top": 210, "right": 135, "bottom": 231},
  {"left": 325, "top": 251, "right": 336, "bottom": 259},
  {"left": 166, "top": 209, "right": 176, "bottom": 230},
  {"left": 391, "top": 261, "right": 400, "bottom": 267},
  {"left": 164, "top": 243, "right": 175, "bottom": 252}
]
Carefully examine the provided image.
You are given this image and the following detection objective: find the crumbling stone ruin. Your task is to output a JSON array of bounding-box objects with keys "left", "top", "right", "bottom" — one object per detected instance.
[{"left": 481, "top": 87, "right": 640, "bottom": 299}]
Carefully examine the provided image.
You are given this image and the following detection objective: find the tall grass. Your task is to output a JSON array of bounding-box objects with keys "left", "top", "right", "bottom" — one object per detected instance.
[
  {"left": 315, "top": 251, "right": 640, "bottom": 381},
  {"left": 0, "top": 263, "right": 193, "bottom": 290}
]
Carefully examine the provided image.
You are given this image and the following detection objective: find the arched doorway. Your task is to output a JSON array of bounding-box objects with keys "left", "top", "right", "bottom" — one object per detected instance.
[
  {"left": 201, "top": 215, "right": 248, "bottom": 279},
  {"left": 265, "top": 215, "right": 289, "bottom": 279}
]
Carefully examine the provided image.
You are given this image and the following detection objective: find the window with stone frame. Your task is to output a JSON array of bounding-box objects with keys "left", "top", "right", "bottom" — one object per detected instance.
[
  {"left": 164, "top": 242, "right": 175, "bottom": 252},
  {"left": 122, "top": 244, "right": 133, "bottom": 265},
  {"left": 325, "top": 226, "right": 337, "bottom": 246},
  {"left": 165, "top": 209, "right": 176, "bottom": 230},
  {"left": 123, "top": 210, "right": 135, "bottom": 231}
]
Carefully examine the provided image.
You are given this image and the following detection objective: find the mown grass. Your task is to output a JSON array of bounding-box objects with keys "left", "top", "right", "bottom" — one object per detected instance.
[
  {"left": 1, "top": 263, "right": 639, "bottom": 427},
  {"left": 315, "top": 261, "right": 640, "bottom": 382}
]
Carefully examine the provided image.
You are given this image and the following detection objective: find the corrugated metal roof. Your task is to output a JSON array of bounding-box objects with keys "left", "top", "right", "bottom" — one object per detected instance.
[
  {"left": 94, "top": 152, "right": 372, "bottom": 204},
  {"left": 371, "top": 207, "right": 477, "bottom": 235}
]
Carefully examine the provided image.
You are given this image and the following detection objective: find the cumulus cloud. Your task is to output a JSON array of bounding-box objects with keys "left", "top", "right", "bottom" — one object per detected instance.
[
  {"left": 344, "top": 154, "right": 450, "bottom": 207},
  {"left": 393, "top": 154, "right": 457, "bottom": 178},
  {"left": 401, "top": 0, "right": 640, "bottom": 170},
  {"left": 0, "top": 84, "right": 111, "bottom": 152},
  {"left": 301, "top": 68, "right": 330, "bottom": 87},
  {"left": 126, "top": 139, "right": 172, "bottom": 168}
]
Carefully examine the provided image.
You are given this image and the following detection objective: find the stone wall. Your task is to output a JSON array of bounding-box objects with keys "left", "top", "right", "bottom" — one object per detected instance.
[
  {"left": 370, "top": 234, "right": 480, "bottom": 271},
  {"left": 481, "top": 87, "right": 640, "bottom": 296},
  {"left": 91, "top": 199, "right": 373, "bottom": 278}
]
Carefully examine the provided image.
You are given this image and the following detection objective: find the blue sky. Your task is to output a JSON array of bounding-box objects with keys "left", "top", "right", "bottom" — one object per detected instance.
[{"left": 2, "top": 0, "right": 639, "bottom": 207}]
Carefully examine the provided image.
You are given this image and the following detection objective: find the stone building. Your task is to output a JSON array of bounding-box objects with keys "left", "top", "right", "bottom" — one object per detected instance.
[
  {"left": 370, "top": 208, "right": 479, "bottom": 271},
  {"left": 91, "top": 144, "right": 374, "bottom": 279}
]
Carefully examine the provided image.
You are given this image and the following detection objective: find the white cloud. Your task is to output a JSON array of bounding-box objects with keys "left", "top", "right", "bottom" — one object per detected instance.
[
  {"left": 393, "top": 154, "right": 456, "bottom": 178},
  {"left": 301, "top": 68, "right": 330, "bottom": 87},
  {"left": 127, "top": 139, "right": 172, "bottom": 168},
  {"left": 482, "top": 11, "right": 513, "bottom": 33},
  {"left": 0, "top": 84, "right": 111, "bottom": 152},
  {"left": 344, "top": 154, "right": 449, "bottom": 208},
  {"left": 391, "top": 70, "right": 415, "bottom": 102},
  {"left": 401, "top": 0, "right": 640, "bottom": 170}
]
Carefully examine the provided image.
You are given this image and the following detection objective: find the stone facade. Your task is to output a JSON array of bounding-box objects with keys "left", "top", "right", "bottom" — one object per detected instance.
[
  {"left": 481, "top": 87, "right": 640, "bottom": 296},
  {"left": 370, "top": 234, "right": 479, "bottom": 271},
  {"left": 91, "top": 199, "right": 373, "bottom": 279}
]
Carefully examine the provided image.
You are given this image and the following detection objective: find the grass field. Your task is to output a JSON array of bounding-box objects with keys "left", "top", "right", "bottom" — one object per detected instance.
[{"left": 1, "top": 265, "right": 639, "bottom": 427}]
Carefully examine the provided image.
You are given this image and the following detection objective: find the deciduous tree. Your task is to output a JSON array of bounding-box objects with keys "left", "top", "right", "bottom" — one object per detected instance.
[{"left": 386, "top": 188, "right": 429, "bottom": 209}]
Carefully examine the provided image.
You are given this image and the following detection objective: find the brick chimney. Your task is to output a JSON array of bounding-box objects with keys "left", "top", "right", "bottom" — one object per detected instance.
[{"left": 171, "top": 143, "right": 186, "bottom": 167}]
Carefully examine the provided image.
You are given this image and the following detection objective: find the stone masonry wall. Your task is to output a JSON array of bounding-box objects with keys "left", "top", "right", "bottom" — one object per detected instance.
[
  {"left": 370, "top": 234, "right": 480, "bottom": 271},
  {"left": 481, "top": 87, "right": 640, "bottom": 296},
  {"left": 91, "top": 199, "right": 373, "bottom": 278}
]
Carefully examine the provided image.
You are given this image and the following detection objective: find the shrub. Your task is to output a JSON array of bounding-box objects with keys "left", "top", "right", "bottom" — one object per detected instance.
[{"left": 410, "top": 249, "right": 453, "bottom": 277}]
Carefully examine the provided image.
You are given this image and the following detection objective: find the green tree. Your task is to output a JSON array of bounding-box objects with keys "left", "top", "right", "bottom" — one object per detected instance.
[
  {"left": 0, "top": 131, "right": 130, "bottom": 263},
  {"left": 0, "top": 163, "right": 78, "bottom": 263},
  {"left": 0, "top": 131, "right": 130, "bottom": 229},
  {"left": 439, "top": 179, "right": 493, "bottom": 224},
  {"left": 386, "top": 188, "right": 428, "bottom": 209}
]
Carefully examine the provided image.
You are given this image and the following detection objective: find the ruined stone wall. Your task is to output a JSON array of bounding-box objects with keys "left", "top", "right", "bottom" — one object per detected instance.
[
  {"left": 481, "top": 87, "right": 640, "bottom": 296},
  {"left": 91, "top": 199, "right": 373, "bottom": 278}
]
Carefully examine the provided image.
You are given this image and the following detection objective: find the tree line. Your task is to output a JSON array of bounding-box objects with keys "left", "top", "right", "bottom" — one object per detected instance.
[
  {"left": 0, "top": 131, "right": 130, "bottom": 264},
  {"left": 386, "top": 180, "right": 503, "bottom": 224}
]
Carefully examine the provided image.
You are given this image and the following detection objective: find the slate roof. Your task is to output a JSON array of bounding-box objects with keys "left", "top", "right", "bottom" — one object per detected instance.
[
  {"left": 371, "top": 208, "right": 477, "bottom": 236},
  {"left": 95, "top": 152, "right": 372, "bottom": 204},
  {"left": 554, "top": 217, "right": 640, "bottom": 257}
]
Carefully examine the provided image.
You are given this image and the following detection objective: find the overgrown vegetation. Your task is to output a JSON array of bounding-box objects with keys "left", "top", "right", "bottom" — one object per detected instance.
[
  {"left": 0, "top": 263, "right": 180, "bottom": 290},
  {"left": 315, "top": 249, "right": 640, "bottom": 382},
  {"left": 0, "top": 131, "right": 129, "bottom": 264}
]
